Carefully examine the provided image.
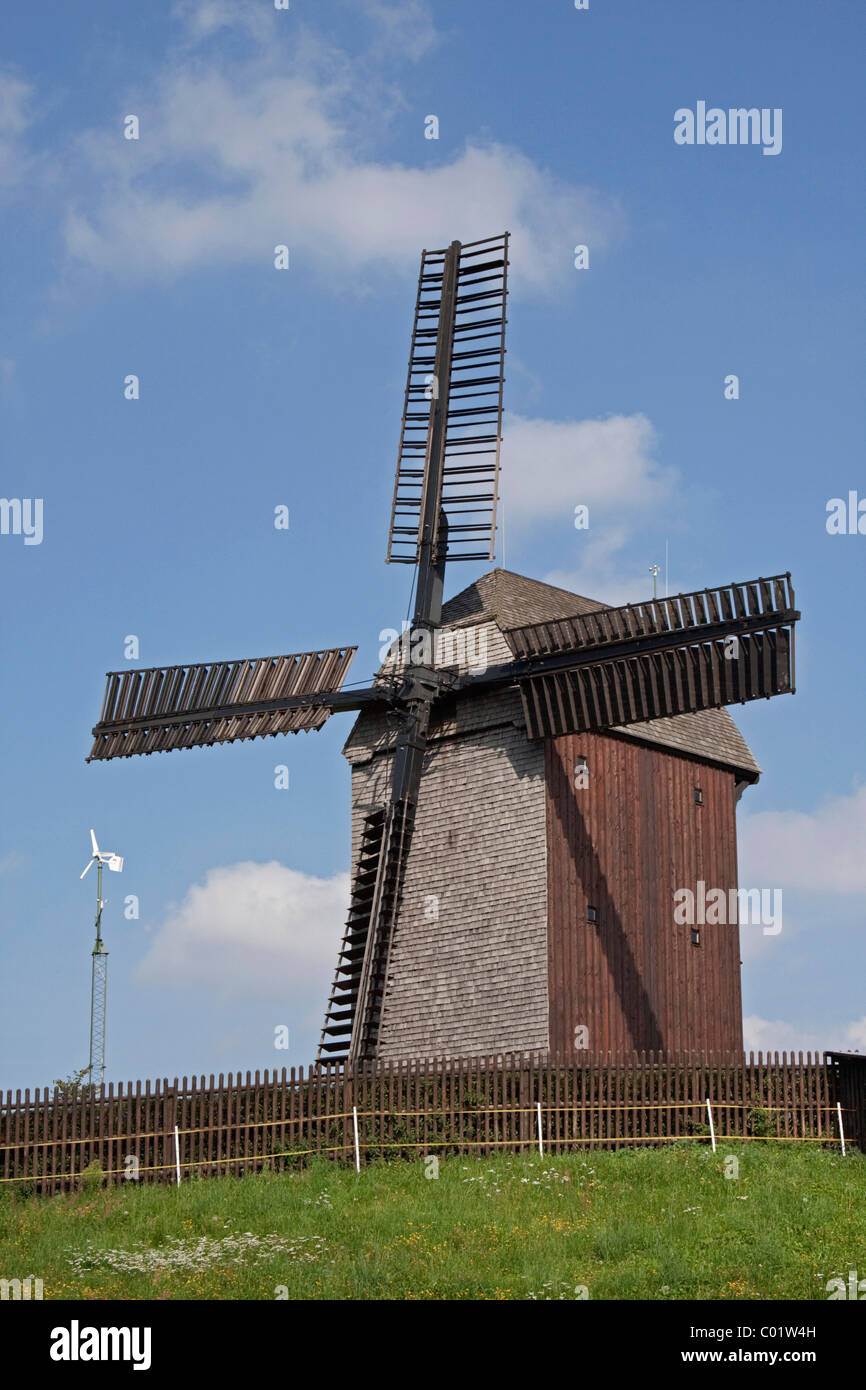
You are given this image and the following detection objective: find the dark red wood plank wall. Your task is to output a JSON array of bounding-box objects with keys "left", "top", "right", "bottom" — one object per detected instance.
[{"left": 545, "top": 732, "right": 743, "bottom": 1054}]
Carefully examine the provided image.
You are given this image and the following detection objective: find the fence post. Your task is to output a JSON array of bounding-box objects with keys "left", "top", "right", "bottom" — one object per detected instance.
[
  {"left": 837, "top": 1101, "right": 846, "bottom": 1157},
  {"left": 536, "top": 1101, "right": 544, "bottom": 1158},
  {"left": 174, "top": 1125, "right": 181, "bottom": 1186},
  {"left": 352, "top": 1105, "right": 361, "bottom": 1173},
  {"left": 163, "top": 1085, "right": 176, "bottom": 1187},
  {"left": 706, "top": 1098, "right": 716, "bottom": 1153}
]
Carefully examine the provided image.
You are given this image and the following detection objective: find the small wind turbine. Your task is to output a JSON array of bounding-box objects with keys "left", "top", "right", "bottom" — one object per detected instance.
[{"left": 79, "top": 829, "right": 123, "bottom": 1089}]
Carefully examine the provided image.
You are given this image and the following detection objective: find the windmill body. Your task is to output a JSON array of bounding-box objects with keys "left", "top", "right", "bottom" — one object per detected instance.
[
  {"left": 343, "top": 569, "right": 755, "bottom": 1058},
  {"left": 86, "top": 233, "right": 799, "bottom": 1066}
]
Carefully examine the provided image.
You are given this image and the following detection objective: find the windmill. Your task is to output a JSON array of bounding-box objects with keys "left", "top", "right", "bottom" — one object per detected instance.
[
  {"left": 86, "top": 232, "right": 800, "bottom": 1063},
  {"left": 79, "top": 828, "right": 123, "bottom": 1087}
]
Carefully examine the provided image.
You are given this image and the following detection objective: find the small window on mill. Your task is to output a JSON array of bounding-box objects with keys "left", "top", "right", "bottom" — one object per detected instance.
[
  {"left": 694, "top": 787, "right": 703, "bottom": 805},
  {"left": 587, "top": 905, "right": 598, "bottom": 923},
  {"left": 691, "top": 928, "right": 701, "bottom": 946}
]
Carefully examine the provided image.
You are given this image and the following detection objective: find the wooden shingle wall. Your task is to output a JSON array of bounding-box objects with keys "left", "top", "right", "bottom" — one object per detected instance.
[{"left": 347, "top": 707, "right": 550, "bottom": 1057}]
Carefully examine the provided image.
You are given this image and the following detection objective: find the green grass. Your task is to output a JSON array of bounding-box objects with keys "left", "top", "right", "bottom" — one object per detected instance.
[{"left": 1, "top": 1144, "right": 864, "bottom": 1300}]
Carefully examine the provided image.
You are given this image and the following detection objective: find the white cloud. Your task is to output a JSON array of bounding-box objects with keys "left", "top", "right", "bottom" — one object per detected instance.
[
  {"left": 502, "top": 412, "right": 666, "bottom": 522},
  {"left": 743, "top": 1014, "right": 866, "bottom": 1057},
  {"left": 62, "top": 21, "right": 621, "bottom": 286},
  {"left": 543, "top": 544, "right": 662, "bottom": 609},
  {"left": 172, "top": 0, "right": 273, "bottom": 43},
  {"left": 0, "top": 72, "right": 34, "bottom": 189},
  {"left": 500, "top": 411, "right": 675, "bottom": 604},
  {"left": 137, "top": 862, "right": 349, "bottom": 1022},
  {"left": 356, "top": 0, "right": 439, "bottom": 62},
  {"left": 739, "top": 783, "right": 866, "bottom": 895},
  {"left": 174, "top": 0, "right": 437, "bottom": 57}
]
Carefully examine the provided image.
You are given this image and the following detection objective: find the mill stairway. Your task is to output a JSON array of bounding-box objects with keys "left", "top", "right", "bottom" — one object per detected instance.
[{"left": 317, "top": 801, "right": 415, "bottom": 1064}]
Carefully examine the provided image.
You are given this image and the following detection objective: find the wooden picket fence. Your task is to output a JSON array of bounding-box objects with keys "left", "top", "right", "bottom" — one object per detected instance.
[{"left": 0, "top": 1051, "right": 855, "bottom": 1195}]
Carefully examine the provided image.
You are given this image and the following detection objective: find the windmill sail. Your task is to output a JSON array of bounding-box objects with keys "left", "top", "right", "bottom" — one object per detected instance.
[
  {"left": 500, "top": 575, "right": 798, "bottom": 740},
  {"left": 387, "top": 234, "right": 509, "bottom": 565},
  {"left": 503, "top": 575, "right": 797, "bottom": 660},
  {"left": 317, "top": 235, "right": 512, "bottom": 1066},
  {"left": 88, "top": 646, "right": 357, "bottom": 760},
  {"left": 515, "top": 630, "right": 794, "bottom": 740}
]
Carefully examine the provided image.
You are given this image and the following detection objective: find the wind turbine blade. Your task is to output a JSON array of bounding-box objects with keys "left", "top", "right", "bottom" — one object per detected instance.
[
  {"left": 90, "top": 828, "right": 99, "bottom": 856},
  {"left": 80, "top": 858, "right": 94, "bottom": 879}
]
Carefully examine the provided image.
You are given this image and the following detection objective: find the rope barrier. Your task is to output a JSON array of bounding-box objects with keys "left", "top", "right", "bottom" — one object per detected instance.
[
  {"left": 0, "top": 1111, "right": 357, "bottom": 1152},
  {"left": 0, "top": 1101, "right": 848, "bottom": 1154},
  {"left": 0, "top": 1128, "right": 845, "bottom": 1184}
]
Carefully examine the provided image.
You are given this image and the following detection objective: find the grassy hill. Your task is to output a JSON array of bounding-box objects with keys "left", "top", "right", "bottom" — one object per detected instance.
[{"left": 2, "top": 1144, "right": 864, "bottom": 1300}]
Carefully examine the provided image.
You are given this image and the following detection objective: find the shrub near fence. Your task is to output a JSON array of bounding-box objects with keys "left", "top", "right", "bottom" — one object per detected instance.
[{"left": 0, "top": 1052, "right": 852, "bottom": 1195}]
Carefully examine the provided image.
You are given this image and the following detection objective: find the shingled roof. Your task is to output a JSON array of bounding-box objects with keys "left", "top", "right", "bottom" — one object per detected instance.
[
  {"left": 440, "top": 568, "right": 605, "bottom": 629},
  {"left": 346, "top": 568, "right": 761, "bottom": 781}
]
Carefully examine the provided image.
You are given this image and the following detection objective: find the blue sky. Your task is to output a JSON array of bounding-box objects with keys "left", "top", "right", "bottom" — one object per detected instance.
[{"left": 1, "top": 0, "right": 864, "bottom": 1090}]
